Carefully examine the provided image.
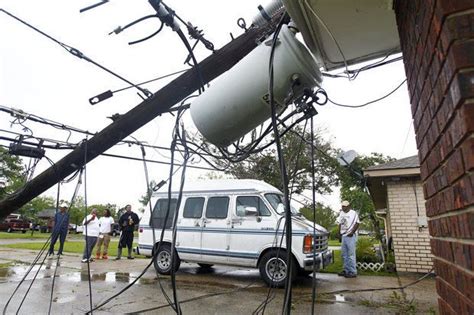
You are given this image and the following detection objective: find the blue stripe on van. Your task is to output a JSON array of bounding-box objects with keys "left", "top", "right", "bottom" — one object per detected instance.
[
  {"left": 138, "top": 244, "right": 258, "bottom": 260},
  {"left": 141, "top": 225, "right": 308, "bottom": 236}
]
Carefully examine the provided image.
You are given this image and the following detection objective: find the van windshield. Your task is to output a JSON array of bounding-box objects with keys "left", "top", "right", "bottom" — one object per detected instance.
[{"left": 264, "top": 193, "right": 299, "bottom": 215}]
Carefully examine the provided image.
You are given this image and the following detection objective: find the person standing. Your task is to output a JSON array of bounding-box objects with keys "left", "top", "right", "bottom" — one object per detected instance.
[
  {"left": 48, "top": 203, "right": 70, "bottom": 257},
  {"left": 115, "top": 205, "right": 140, "bottom": 260},
  {"left": 336, "top": 200, "right": 360, "bottom": 278},
  {"left": 96, "top": 209, "right": 114, "bottom": 260},
  {"left": 81, "top": 208, "right": 100, "bottom": 263}
]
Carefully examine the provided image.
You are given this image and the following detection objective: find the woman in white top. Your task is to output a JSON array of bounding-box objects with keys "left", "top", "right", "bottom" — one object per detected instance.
[
  {"left": 81, "top": 208, "right": 100, "bottom": 263},
  {"left": 95, "top": 209, "right": 115, "bottom": 260}
]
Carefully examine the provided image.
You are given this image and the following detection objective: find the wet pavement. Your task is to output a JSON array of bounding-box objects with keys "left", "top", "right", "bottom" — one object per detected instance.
[{"left": 0, "top": 247, "right": 438, "bottom": 314}]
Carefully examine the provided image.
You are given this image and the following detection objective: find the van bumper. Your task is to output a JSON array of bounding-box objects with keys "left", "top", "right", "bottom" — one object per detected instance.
[{"left": 303, "top": 249, "right": 333, "bottom": 271}]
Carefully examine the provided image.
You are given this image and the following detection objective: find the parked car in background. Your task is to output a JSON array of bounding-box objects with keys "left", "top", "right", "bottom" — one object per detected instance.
[
  {"left": 75, "top": 225, "right": 84, "bottom": 234},
  {"left": 0, "top": 218, "right": 30, "bottom": 233},
  {"left": 68, "top": 224, "right": 77, "bottom": 233},
  {"left": 111, "top": 223, "right": 121, "bottom": 236}
]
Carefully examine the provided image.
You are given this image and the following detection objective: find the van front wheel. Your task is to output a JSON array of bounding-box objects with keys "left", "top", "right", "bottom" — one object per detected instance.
[
  {"left": 153, "top": 244, "right": 180, "bottom": 275},
  {"left": 259, "top": 250, "right": 297, "bottom": 287}
]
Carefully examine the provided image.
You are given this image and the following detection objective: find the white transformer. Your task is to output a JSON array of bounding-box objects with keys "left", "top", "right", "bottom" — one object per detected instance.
[{"left": 190, "top": 24, "right": 322, "bottom": 147}]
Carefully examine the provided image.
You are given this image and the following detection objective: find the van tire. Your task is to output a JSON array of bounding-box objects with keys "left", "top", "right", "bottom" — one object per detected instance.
[
  {"left": 153, "top": 244, "right": 180, "bottom": 275},
  {"left": 197, "top": 263, "right": 213, "bottom": 269},
  {"left": 259, "top": 250, "right": 297, "bottom": 288}
]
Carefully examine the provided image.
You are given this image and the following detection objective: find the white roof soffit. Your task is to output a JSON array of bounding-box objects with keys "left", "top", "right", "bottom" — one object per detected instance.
[
  {"left": 364, "top": 167, "right": 420, "bottom": 178},
  {"left": 283, "top": 0, "right": 401, "bottom": 71}
]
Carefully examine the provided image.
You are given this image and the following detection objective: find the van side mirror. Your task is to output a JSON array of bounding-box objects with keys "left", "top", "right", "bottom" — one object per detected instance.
[{"left": 245, "top": 206, "right": 258, "bottom": 216}]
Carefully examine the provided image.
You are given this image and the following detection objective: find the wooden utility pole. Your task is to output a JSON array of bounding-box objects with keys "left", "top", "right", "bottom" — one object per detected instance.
[{"left": 0, "top": 17, "right": 280, "bottom": 216}]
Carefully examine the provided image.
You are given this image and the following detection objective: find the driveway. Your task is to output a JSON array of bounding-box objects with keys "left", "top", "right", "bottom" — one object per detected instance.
[{"left": 0, "top": 247, "right": 438, "bottom": 314}]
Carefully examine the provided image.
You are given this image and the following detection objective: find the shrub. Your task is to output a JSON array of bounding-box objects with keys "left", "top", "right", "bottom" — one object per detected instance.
[
  {"left": 356, "top": 237, "right": 379, "bottom": 263},
  {"left": 329, "top": 226, "right": 339, "bottom": 240}
]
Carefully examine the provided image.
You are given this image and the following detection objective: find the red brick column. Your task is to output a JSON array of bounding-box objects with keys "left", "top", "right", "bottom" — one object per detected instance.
[{"left": 394, "top": 1, "right": 474, "bottom": 314}]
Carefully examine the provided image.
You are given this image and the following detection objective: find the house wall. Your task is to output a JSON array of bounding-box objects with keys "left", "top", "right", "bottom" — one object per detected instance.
[
  {"left": 387, "top": 180, "right": 432, "bottom": 272},
  {"left": 394, "top": 1, "right": 474, "bottom": 314}
]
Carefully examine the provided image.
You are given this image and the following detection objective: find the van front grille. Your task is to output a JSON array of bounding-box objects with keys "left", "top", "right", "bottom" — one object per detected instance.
[{"left": 314, "top": 234, "right": 328, "bottom": 252}]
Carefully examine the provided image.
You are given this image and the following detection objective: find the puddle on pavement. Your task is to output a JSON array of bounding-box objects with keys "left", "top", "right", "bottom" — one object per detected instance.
[
  {"left": 0, "top": 264, "right": 158, "bottom": 286},
  {"left": 53, "top": 295, "right": 76, "bottom": 304}
]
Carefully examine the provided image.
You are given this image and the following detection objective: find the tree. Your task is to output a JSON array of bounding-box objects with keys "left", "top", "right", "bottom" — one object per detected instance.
[
  {"left": 220, "top": 126, "right": 340, "bottom": 195},
  {"left": 19, "top": 196, "right": 55, "bottom": 221},
  {"left": 0, "top": 147, "right": 25, "bottom": 203},
  {"left": 299, "top": 202, "right": 337, "bottom": 230}
]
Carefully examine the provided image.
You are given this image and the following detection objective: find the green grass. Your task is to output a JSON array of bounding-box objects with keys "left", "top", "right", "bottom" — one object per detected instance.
[
  {"left": 0, "top": 231, "right": 51, "bottom": 239},
  {"left": 1, "top": 240, "right": 145, "bottom": 258},
  {"left": 321, "top": 250, "right": 396, "bottom": 276},
  {"left": 328, "top": 239, "right": 341, "bottom": 246},
  {"left": 0, "top": 231, "right": 88, "bottom": 240},
  {"left": 0, "top": 262, "right": 14, "bottom": 268}
]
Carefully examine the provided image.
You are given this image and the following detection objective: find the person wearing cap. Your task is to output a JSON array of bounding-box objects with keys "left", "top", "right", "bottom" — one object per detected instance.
[
  {"left": 48, "top": 202, "right": 70, "bottom": 257},
  {"left": 336, "top": 200, "right": 360, "bottom": 278},
  {"left": 81, "top": 208, "right": 100, "bottom": 263}
]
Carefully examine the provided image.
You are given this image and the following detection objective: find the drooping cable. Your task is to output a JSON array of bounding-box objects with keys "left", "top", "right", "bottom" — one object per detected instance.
[
  {"left": 4, "top": 157, "right": 81, "bottom": 314},
  {"left": 327, "top": 79, "right": 407, "bottom": 108},
  {"left": 139, "top": 144, "right": 177, "bottom": 313},
  {"left": 82, "top": 139, "right": 94, "bottom": 314},
  {"left": 48, "top": 180, "right": 62, "bottom": 315},
  {"left": 267, "top": 12, "right": 293, "bottom": 314},
  {"left": 309, "top": 115, "right": 317, "bottom": 314}
]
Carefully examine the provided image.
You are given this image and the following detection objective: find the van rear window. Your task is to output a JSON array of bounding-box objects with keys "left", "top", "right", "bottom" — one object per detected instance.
[
  {"left": 151, "top": 198, "right": 177, "bottom": 229},
  {"left": 206, "top": 197, "right": 229, "bottom": 219},
  {"left": 183, "top": 197, "right": 204, "bottom": 218}
]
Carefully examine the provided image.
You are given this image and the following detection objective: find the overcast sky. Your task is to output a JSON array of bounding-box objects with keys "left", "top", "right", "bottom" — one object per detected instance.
[{"left": 0, "top": 0, "right": 417, "bottom": 213}]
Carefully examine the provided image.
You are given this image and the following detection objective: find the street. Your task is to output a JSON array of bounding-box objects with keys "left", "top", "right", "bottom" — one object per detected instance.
[{"left": 0, "top": 244, "right": 438, "bottom": 314}]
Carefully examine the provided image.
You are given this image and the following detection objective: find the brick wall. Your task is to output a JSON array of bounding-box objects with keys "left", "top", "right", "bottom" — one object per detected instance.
[
  {"left": 394, "top": 1, "right": 474, "bottom": 314},
  {"left": 387, "top": 180, "right": 432, "bottom": 272}
]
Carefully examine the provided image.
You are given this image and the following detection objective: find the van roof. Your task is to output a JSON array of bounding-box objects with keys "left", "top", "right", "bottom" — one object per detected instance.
[{"left": 153, "top": 179, "right": 281, "bottom": 195}]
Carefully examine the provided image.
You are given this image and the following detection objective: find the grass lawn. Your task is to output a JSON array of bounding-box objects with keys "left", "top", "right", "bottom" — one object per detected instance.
[
  {"left": 328, "top": 239, "right": 341, "bottom": 246},
  {"left": 0, "top": 231, "right": 51, "bottom": 239},
  {"left": 0, "top": 231, "right": 86, "bottom": 240},
  {"left": 1, "top": 240, "right": 145, "bottom": 258},
  {"left": 321, "top": 250, "right": 396, "bottom": 277}
]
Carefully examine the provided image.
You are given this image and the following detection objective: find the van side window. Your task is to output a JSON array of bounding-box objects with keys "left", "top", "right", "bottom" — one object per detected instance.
[
  {"left": 151, "top": 198, "right": 177, "bottom": 228},
  {"left": 236, "top": 196, "right": 271, "bottom": 217},
  {"left": 183, "top": 197, "right": 204, "bottom": 218},
  {"left": 206, "top": 197, "right": 229, "bottom": 219}
]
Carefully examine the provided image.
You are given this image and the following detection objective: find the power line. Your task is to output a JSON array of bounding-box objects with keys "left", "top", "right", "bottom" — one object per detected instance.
[
  {"left": 327, "top": 79, "right": 407, "bottom": 108},
  {"left": 0, "top": 132, "right": 220, "bottom": 172},
  {"left": 0, "top": 9, "right": 152, "bottom": 100}
]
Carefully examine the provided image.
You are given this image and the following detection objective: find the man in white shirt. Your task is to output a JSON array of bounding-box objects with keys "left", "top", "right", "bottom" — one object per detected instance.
[
  {"left": 81, "top": 208, "right": 100, "bottom": 263},
  {"left": 95, "top": 209, "right": 115, "bottom": 260},
  {"left": 336, "top": 200, "right": 360, "bottom": 278}
]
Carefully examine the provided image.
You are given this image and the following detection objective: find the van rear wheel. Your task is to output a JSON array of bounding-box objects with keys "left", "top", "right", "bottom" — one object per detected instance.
[
  {"left": 259, "top": 250, "right": 297, "bottom": 287},
  {"left": 153, "top": 244, "right": 180, "bottom": 275}
]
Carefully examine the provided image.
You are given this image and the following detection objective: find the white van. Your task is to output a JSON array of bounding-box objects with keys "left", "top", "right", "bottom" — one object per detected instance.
[{"left": 137, "top": 179, "right": 332, "bottom": 287}]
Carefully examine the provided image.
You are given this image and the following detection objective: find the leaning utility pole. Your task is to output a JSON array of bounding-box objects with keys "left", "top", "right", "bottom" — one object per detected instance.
[{"left": 0, "top": 15, "right": 281, "bottom": 216}]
